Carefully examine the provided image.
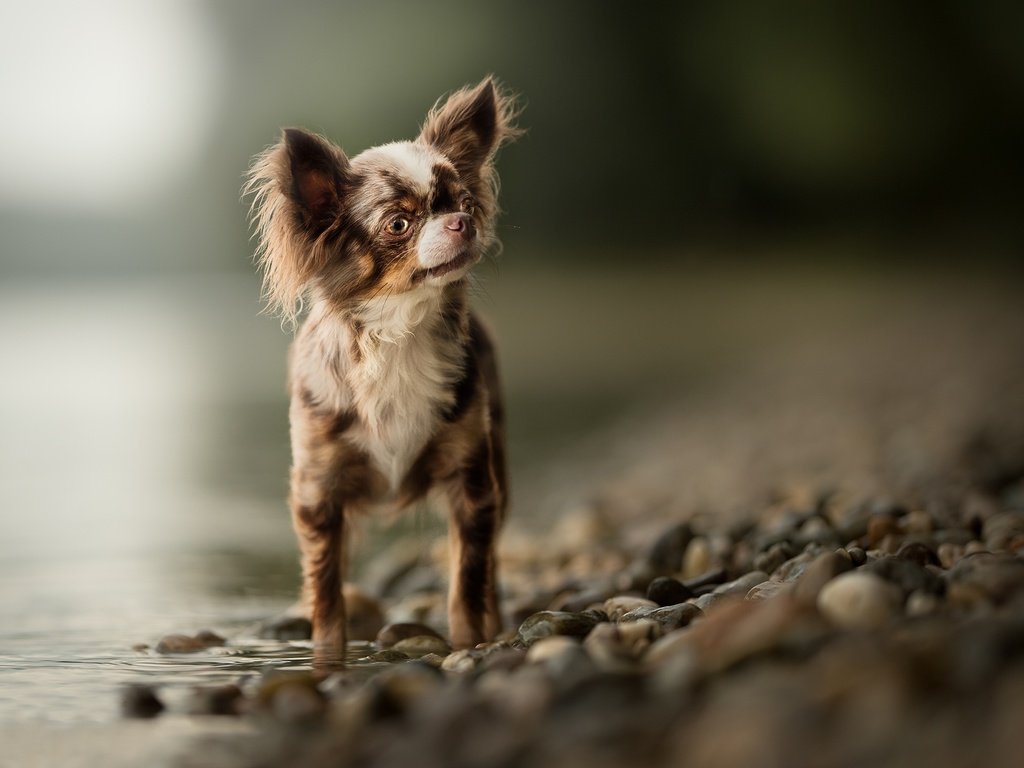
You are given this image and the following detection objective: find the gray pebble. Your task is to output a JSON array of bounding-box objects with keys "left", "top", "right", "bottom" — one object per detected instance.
[{"left": 120, "top": 684, "right": 165, "bottom": 719}]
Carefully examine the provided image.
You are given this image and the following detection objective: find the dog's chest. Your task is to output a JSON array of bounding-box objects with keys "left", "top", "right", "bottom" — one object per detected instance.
[{"left": 348, "top": 329, "right": 459, "bottom": 489}]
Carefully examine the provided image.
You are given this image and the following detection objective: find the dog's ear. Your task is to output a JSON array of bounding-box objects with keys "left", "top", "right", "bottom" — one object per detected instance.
[
  {"left": 418, "top": 77, "right": 521, "bottom": 180},
  {"left": 245, "top": 129, "right": 350, "bottom": 321}
]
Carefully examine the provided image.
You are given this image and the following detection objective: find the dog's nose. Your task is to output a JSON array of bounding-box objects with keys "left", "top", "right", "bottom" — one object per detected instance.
[{"left": 444, "top": 212, "right": 475, "bottom": 239}]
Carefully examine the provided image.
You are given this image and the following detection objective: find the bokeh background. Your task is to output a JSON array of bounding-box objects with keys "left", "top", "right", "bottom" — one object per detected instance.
[{"left": 1, "top": 0, "right": 1022, "bottom": 723}]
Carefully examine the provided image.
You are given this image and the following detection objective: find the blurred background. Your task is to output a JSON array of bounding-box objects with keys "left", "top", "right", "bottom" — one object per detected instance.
[{"left": 1, "top": 0, "right": 1023, "bottom": 722}]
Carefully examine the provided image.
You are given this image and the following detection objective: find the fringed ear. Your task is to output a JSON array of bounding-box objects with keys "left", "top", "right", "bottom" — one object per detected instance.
[
  {"left": 417, "top": 77, "right": 522, "bottom": 181},
  {"left": 245, "top": 129, "right": 350, "bottom": 322}
]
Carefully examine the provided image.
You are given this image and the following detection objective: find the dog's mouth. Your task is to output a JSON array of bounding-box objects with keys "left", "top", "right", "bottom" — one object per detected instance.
[{"left": 416, "top": 250, "right": 479, "bottom": 281}]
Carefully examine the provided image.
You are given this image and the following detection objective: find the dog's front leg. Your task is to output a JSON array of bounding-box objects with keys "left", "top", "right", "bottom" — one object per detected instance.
[
  {"left": 291, "top": 494, "right": 346, "bottom": 659},
  {"left": 445, "top": 437, "right": 505, "bottom": 649}
]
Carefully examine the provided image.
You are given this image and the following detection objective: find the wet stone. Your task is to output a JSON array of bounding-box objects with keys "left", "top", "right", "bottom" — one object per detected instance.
[
  {"left": 683, "top": 568, "right": 728, "bottom": 590},
  {"left": 713, "top": 570, "right": 769, "bottom": 597},
  {"left": 746, "top": 580, "right": 793, "bottom": 601},
  {"left": 604, "top": 595, "right": 658, "bottom": 621},
  {"left": 863, "top": 555, "right": 944, "bottom": 597},
  {"left": 257, "top": 615, "right": 312, "bottom": 642},
  {"left": 896, "top": 541, "right": 941, "bottom": 567},
  {"left": 624, "top": 601, "right": 702, "bottom": 630},
  {"left": 516, "top": 610, "right": 605, "bottom": 647},
  {"left": 793, "top": 550, "right": 853, "bottom": 605},
  {"left": 817, "top": 571, "right": 903, "bottom": 629},
  {"left": 375, "top": 621, "right": 445, "bottom": 648},
  {"left": 846, "top": 546, "right": 868, "bottom": 566},
  {"left": 121, "top": 684, "right": 165, "bottom": 719},
  {"left": 646, "top": 522, "right": 693, "bottom": 576},
  {"left": 187, "top": 683, "right": 244, "bottom": 716},
  {"left": 258, "top": 674, "right": 327, "bottom": 723},
  {"left": 682, "top": 536, "right": 713, "bottom": 579},
  {"left": 154, "top": 630, "right": 226, "bottom": 654},
  {"left": 984, "top": 512, "right": 1024, "bottom": 551},
  {"left": 646, "top": 576, "right": 694, "bottom": 606},
  {"left": 441, "top": 648, "right": 484, "bottom": 673},
  {"left": 753, "top": 542, "right": 797, "bottom": 576},
  {"left": 392, "top": 635, "right": 452, "bottom": 658},
  {"left": 365, "top": 648, "right": 411, "bottom": 663},
  {"left": 344, "top": 583, "right": 386, "bottom": 641}
]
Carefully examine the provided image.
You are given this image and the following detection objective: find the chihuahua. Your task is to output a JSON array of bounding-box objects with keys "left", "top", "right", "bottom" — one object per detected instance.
[{"left": 246, "top": 78, "right": 520, "bottom": 655}]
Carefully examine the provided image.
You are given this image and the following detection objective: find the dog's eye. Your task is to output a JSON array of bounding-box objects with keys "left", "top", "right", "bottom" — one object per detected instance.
[
  {"left": 459, "top": 197, "right": 476, "bottom": 216},
  {"left": 385, "top": 216, "right": 411, "bottom": 236}
]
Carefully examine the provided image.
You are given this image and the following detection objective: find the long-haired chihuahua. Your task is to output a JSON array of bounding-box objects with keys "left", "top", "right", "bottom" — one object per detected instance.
[{"left": 245, "top": 77, "right": 520, "bottom": 658}]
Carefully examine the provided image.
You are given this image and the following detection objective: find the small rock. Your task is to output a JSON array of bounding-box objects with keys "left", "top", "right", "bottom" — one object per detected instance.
[
  {"left": 392, "top": 635, "right": 452, "bottom": 658},
  {"left": 792, "top": 551, "right": 853, "bottom": 605},
  {"left": 646, "top": 576, "right": 694, "bottom": 606},
  {"left": 120, "top": 684, "right": 164, "bottom": 719},
  {"left": 376, "top": 622, "right": 446, "bottom": 649},
  {"left": 866, "top": 513, "right": 900, "bottom": 548},
  {"left": 682, "top": 568, "right": 727, "bottom": 590},
  {"left": 772, "top": 552, "right": 816, "bottom": 582},
  {"left": 604, "top": 595, "right": 658, "bottom": 621},
  {"left": 896, "top": 541, "right": 941, "bottom": 567},
  {"left": 647, "top": 522, "right": 693, "bottom": 576},
  {"left": 753, "top": 542, "right": 796, "bottom": 575},
  {"left": 984, "top": 512, "right": 1024, "bottom": 551},
  {"left": 946, "top": 552, "right": 1024, "bottom": 607},
  {"left": 258, "top": 615, "right": 312, "bottom": 642},
  {"left": 584, "top": 619, "right": 661, "bottom": 671},
  {"left": 817, "top": 571, "right": 902, "bottom": 629},
  {"left": 187, "top": 684, "right": 244, "bottom": 716},
  {"left": 623, "top": 602, "right": 703, "bottom": 631},
  {"left": 258, "top": 674, "right": 326, "bottom": 723},
  {"left": 901, "top": 510, "right": 934, "bottom": 535},
  {"left": 846, "top": 546, "right": 867, "bottom": 566},
  {"left": 746, "top": 580, "right": 793, "bottom": 601},
  {"left": 682, "top": 537, "right": 712, "bottom": 579},
  {"left": 516, "top": 610, "right": 604, "bottom": 647},
  {"left": 525, "top": 635, "right": 581, "bottom": 664},
  {"left": 365, "top": 649, "right": 411, "bottom": 663},
  {"left": 344, "top": 583, "right": 386, "bottom": 641},
  {"left": 906, "top": 590, "right": 941, "bottom": 617},
  {"left": 441, "top": 648, "right": 484, "bottom": 673},
  {"left": 712, "top": 570, "right": 769, "bottom": 597},
  {"left": 154, "top": 630, "right": 226, "bottom": 654},
  {"left": 863, "top": 556, "right": 944, "bottom": 597}
]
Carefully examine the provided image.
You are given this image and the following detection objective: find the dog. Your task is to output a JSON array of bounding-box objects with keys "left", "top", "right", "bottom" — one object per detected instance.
[{"left": 246, "top": 77, "right": 520, "bottom": 657}]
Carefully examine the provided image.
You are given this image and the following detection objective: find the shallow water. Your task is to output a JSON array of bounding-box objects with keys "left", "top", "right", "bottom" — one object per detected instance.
[{"left": 0, "top": 272, "right": 630, "bottom": 724}]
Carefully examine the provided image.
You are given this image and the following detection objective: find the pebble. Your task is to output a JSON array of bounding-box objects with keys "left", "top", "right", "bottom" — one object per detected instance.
[
  {"left": 946, "top": 552, "right": 1024, "bottom": 607},
  {"left": 646, "top": 576, "right": 694, "bottom": 606},
  {"left": 257, "top": 615, "right": 312, "bottom": 642},
  {"left": 681, "top": 537, "right": 712, "bottom": 579},
  {"left": 516, "top": 610, "right": 605, "bottom": 646},
  {"left": 983, "top": 512, "right": 1024, "bottom": 551},
  {"left": 392, "top": 635, "right": 452, "bottom": 658},
  {"left": 343, "top": 583, "right": 386, "bottom": 641},
  {"left": 376, "top": 622, "right": 446, "bottom": 649},
  {"left": 622, "top": 602, "right": 703, "bottom": 630},
  {"left": 683, "top": 568, "right": 727, "bottom": 590},
  {"left": 863, "top": 556, "right": 944, "bottom": 597},
  {"left": 120, "top": 684, "right": 165, "bottom": 719},
  {"left": 441, "top": 649, "right": 484, "bottom": 673},
  {"left": 154, "top": 630, "right": 226, "bottom": 654},
  {"left": 365, "top": 649, "right": 411, "bottom": 663},
  {"left": 895, "top": 541, "right": 940, "bottom": 567},
  {"left": 817, "top": 572, "right": 903, "bottom": 629},
  {"left": 258, "top": 674, "right": 327, "bottom": 723},
  {"left": 753, "top": 542, "right": 796, "bottom": 575},
  {"left": 646, "top": 522, "right": 694, "bottom": 576},
  {"left": 792, "top": 551, "right": 853, "bottom": 605},
  {"left": 604, "top": 595, "right": 658, "bottom": 621},
  {"left": 712, "top": 570, "right": 769, "bottom": 597},
  {"left": 187, "top": 684, "right": 244, "bottom": 716},
  {"left": 584, "top": 619, "right": 661, "bottom": 672},
  {"left": 746, "top": 580, "right": 793, "bottom": 601}
]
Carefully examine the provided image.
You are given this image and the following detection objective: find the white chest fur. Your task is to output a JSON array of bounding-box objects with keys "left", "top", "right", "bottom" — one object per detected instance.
[{"left": 295, "top": 291, "right": 462, "bottom": 493}]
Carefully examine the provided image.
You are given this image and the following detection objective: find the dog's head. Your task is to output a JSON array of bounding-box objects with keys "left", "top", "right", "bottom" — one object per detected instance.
[{"left": 247, "top": 77, "right": 520, "bottom": 320}]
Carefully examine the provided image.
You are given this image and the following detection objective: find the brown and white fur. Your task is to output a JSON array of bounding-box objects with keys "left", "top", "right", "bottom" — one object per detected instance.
[{"left": 245, "top": 78, "right": 520, "bottom": 658}]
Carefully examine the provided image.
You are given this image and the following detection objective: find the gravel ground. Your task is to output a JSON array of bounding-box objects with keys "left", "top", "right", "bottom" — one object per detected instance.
[{"left": 106, "top": 264, "right": 1024, "bottom": 768}]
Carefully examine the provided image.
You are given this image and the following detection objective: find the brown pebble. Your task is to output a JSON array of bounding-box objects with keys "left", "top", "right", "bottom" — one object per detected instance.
[{"left": 376, "top": 622, "right": 445, "bottom": 649}]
